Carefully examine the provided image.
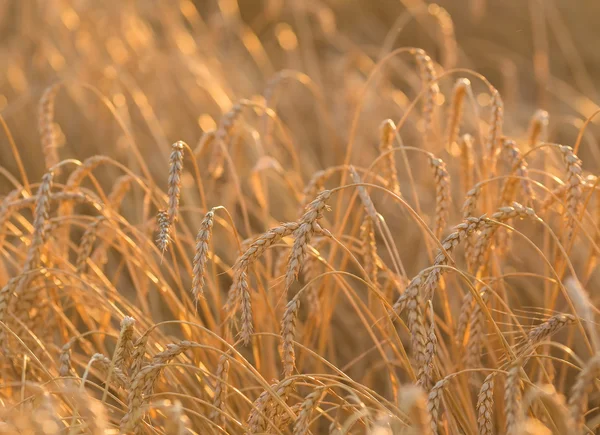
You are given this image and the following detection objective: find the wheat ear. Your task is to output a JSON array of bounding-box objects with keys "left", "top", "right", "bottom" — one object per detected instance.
[
  {"left": 379, "top": 119, "right": 401, "bottom": 196},
  {"left": 559, "top": 145, "right": 582, "bottom": 243},
  {"left": 528, "top": 109, "right": 549, "bottom": 147},
  {"left": 209, "top": 354, "right": 231, "bottom": 427},
  {"left": 486, "top": 90, "right": 504, "bottom": 172},
  {"left": 427, "top": 378, "right": 448, "bottom": 435},
  {"left": 281, "top": 296, "right": 300, "bottom": 378},
  {"left": 38, "top": 83, "right": 61, "bottom": 170},
  {"left": 476, "top": 373, "right": 495, "bottom": 435},
  {"left": 113, "top": 316, "right": 136, "bottom": 372},
  {"left": 167, "top": 141, "right": 185, "bottom": 225},
  {"left": 568, "top": 353, "right": 600, "bottom": 432},
  {"left": 416, "top": 51, "right": 439, "bottom": 148},
  {"left": 156, "top": 209, "right": 170, "bottom": 253},
  {"left": 293, "top": 387, "right": 325, "bottom": 435},
  {"left": 191, "top": 208, "right": 215, "bottom": 301},
  {"left": 446, "top": 79, "right": 471, "bottom": 150},
  {"left": 505, "top": 362, "right": 523, "bottom": 434},
  {"left": 284, "top": 190, "right": 332, "bottom": 292},
  {"left": 465, "top": 289, "right": 489, "bottom": 368},
  {"left": 428, "top": 154, "right": 451, "bottom": 239},
  {"left": 76, "top": 217, "right": 105, "bottom": 273}
]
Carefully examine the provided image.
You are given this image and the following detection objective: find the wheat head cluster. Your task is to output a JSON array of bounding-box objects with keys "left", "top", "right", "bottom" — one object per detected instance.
[{"left": 1, "top": 1, "right": 600, "bottom": 434}]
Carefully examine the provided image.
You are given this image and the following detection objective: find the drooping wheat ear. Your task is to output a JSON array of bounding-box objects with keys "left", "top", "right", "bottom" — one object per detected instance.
[
  {"left": 302, "top": 238, "right": 325, "bottom": 313},
  {"left": 24, "top": 171, "right": 54, "bottom": 271},
  {"left": 238, "top": 222, "right": 302, "bottom": 270},
  {"left": 225, "top": 222, "right": 301, "bottom": 316},
  {"left": 209, "top": 103, "right": 243, "bottom": 179},
  {"left": 564, "top": 277, "right": 599, "bottom": 351},
  {"left": 378, "top": 119, "right": 401, "bottom": 196},
  {"left": 293, "top": 387, "right": 325, "bottom": 435},
  {"left": 500, "top": 138, "right": 534, "bottom": 203},
  {"left": 349, "top": 166, "right": 378, "bottom": 220},
  {"left": 430, "top": 5, "right": 457, "bottom": 69},
  {"left": 455, "top": 292, "right": 474, "bottom": 345},
  {"left": 541, "top": 183, "right": 568, "bottom": 212},
  {"left": 526, "top": 313, "right": 576, "bottom": 347},
  {"left": 417, "top": 302, "right": 437, "bottom": 391},
  {"left": 299, "top": 169, "right": 330, "bottom": 214},
  {"left": 486, "top": 89, "right": 504, "bottom": 170},
  {"left": 167, "top": 141, "right": 185, "bottom": 226},
  {"left": 392, "top": 217, "right": 487, "bottom": 364},
  {"left": 569, "top": 354, "right": 600, "bottom": 432},
  {"left": 156, "top": 209, "right": 170, "bottom": 252},
  {"left": 121, "top": 341, "right": 194, "bottom": 432},
  {"left": 88, "top": 353, "right": 128, "bottom": 389},
  {"left": 247, "top": 378, "right": 295, "bottom": 433},
  {"left": 558, "top": 145, "right": 583, "bottom": 243},
  {"left": 0, "top": 188, "right": 26, "bottom": 245},
  {"left": 113, "top": 316, "right": 136, "bottom": 372},
  {"left": 281, "top": 296, "right": 300, "bottom": 378},
  {"left": 428, "top": 154, "right": 451, "bottom": 239},
  {"left": 477, "top": 373, "right": 496, "bottom": 435},
  {"left": 427, "top": 378, "right": 448, "bottom": 435},
  {"left": 285, "top": 190, "right": 332, "bottom": 292},
  {"left": 130, "top": 334, "right": 149, "bottom": 378},
  {"left": 465, "top": 289, "right": 489, "bottom": 368},
  {"left": 505, "top": 362, "right": 524, "bottom": 434},
  {"left": 462, "top": 186, "right": 481, "bottom": 219},
  {"left": 191, "top": 209, "right": 215, "bottom": 302},
  {"left": 415, "top": 51, "right": 440, "bottom": 147},
  {"left": 0, "top": 277, "right": 20, "bottom": 348},
  {"left": 59, "top": 340, "right": 73, "bottom": 377},
  {"left": 459, "top": 134, "right": 475, "bottom": 191},
  {"left": 528, "top": 109, "right": 549, "bottom": 148},
  {"left": 108, "top": 174, "right": 134, "bottom": 210},
  {"left": 13, "top": 172, "right": 55, "bottom": 323},
  {"left": 423, "top": 215, "right": 496, "bottom": 303},
  {"left": 471, "top": 202, "right": 539, "bottom": 274},
  {"left": 392, "top": 216, "right": 486, "bottom": 318},
  {"left": 66, "top": 155, "right": 112, "bottom": 188},
  {"left": 238, "top": 271, "right": 254, "bottom": 345},
  {"left": 209, "top": 354, "right": 231, "bottom": 426},
  {"left": 360, "top": 215, "right": 378, "bottom": 284},
  {"left": 446, "top": 79, "right": 471, "bottom": 150},
  {"left": 401, "top": 385, "right": 433, "bottom": 435},
  {"left": 462, "top": 185, "right": 481, "bottom": 270},
  {"left": 38, "top": 83, "right": 61, "bottom": 170},
  {"left": 76, "top": 217, "right": 105, "bottom": 273}
]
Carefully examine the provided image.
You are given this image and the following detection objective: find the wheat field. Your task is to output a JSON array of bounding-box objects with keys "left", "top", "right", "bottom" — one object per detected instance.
[{"left": 1, "top": 0, "right": 600, "bottom": 434}]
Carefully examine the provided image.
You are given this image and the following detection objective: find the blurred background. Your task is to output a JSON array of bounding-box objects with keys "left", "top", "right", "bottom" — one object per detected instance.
[{"left": 1, "top": 0, "right": 600, "bottom": 185}]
